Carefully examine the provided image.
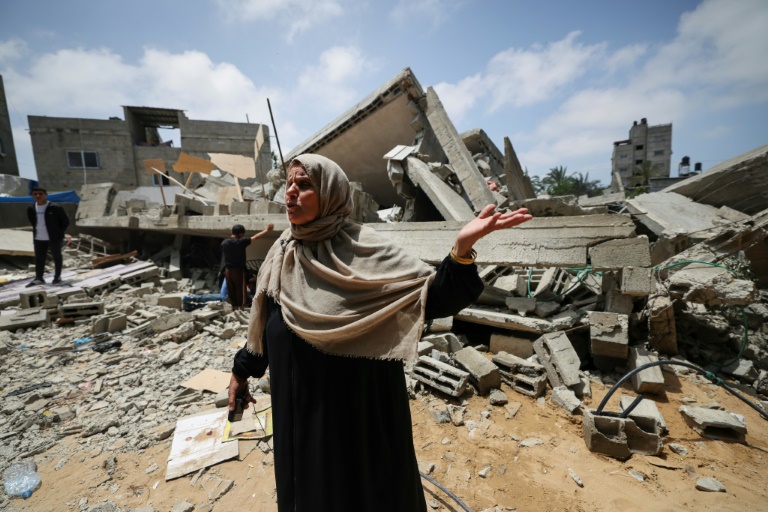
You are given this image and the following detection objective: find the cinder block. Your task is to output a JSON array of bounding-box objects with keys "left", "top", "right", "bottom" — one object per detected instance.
[
  {"left": 533, "top": 331, "right": 581, "bottom": 388},
  {"left": 492, "top": 351, "right": 547, "bottom": 397},
  {"left": 489, "top": 333, "right": 534, "bottom": 358},
  {"left": 619, "top": 396, "right": 667, "bottom": 434},
  {"left": 83, "top": 275, "right": 122, "bottom": 296},
  {"left": 628, "top": 346, "right": 666, "bottom": 395},
  {"left": 230, "top": 201, "right": 250, "bottom": 215},
  {"left": 19, "top": 290, "right": 59, "bottom": 309},
  {"left": 92, "top": 312, "right": 128, "bottom": 334},
  {"left": 157, "top": 293, "right": 186, "bottom": 310},
  {"left": 453, "top": 346, "right": 501, "bottom": 395},
  {"left": 411, "top": 356, "right": 470, "bottom": 397},
  {"left": 121, "top": 266, "right": 160, "bottom": 286},
  {"left": 647, "top": 295, "right": 677, "bottom": 355},
  {"left": 59, "top": 302, "right": 105, "bottom": 320},
  {"left": 679, "top": 406, "right": 747, "bottom": 443},
  {"left": 588, "top": 312, "right": 629, "bottom": 359},
  {"left": 589, "top": 236, "right": 651, "bottom": 271},
  {"left": 620, "top": 267, "right": 654, "bottom": 296},
  {"left": 583, "top": 408, "right": 663, "bottom": 460}
]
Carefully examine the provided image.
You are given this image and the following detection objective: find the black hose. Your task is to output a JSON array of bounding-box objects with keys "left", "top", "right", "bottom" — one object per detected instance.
[
  {"left": 420, "top": 471, "right": 472, "bottom": 512},
  {"left": 595, "top": 360, "right": 768, "bottom": 421}
]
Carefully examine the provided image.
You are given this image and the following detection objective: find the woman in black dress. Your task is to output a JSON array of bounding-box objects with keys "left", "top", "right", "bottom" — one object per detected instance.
[{"left": 229, "top": 154, "right": 531, "bottom": 511}]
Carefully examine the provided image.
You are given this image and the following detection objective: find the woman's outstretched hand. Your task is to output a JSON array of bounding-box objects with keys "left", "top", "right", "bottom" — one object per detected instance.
[{"left": 453, "top": 205, "right": 533, "bottom": 257}]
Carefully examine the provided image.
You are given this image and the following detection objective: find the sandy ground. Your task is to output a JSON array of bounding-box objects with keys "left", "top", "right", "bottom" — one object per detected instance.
[{"left": 6, "top": 370, "right": 768, "bottom": 512}]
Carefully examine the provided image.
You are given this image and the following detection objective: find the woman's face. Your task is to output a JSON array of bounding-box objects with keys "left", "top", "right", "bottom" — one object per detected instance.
[{"left": 285, "top": 164, "right": 320, "bottom": 225}]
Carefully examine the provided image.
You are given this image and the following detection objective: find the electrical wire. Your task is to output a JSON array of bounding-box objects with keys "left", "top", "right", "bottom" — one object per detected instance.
[
  {"left": 595, "top": 359, "right": 768, "bottom": 422},
  {"left": 420, "top": 471, "right": 473, "bottom": 512}
]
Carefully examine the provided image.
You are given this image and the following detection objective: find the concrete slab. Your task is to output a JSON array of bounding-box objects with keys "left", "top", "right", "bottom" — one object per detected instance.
[
  {"left": 453, "top": 346, "right": 501, "bottom": 395},
  {"left": 0, "top": 228, "right": 34, "bottom": 256},
  {"left": 626, "top": 192, "right": 733, "bottom": 238},
  {"left": 393, "top": 155, "right": 475, "bottom": 221},
  {"left": 662, "top": 143, "right": 768, "bottom": 215},
  {"left": 503, "top": 137, "right": 536, "bottom": 200},
  {"left": 589, "top": 236, "right": 651, "bottom": 270},
  {"left": 667, "top": 264, "right": 759, "bottom": 306},
  {"left": 424, "top": 87, "right": 495, "bottom": 211}
]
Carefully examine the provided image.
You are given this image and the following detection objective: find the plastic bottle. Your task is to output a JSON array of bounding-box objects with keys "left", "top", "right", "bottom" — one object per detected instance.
[{"left": 3, "top": 461, "right": 41, "bottom": 499}]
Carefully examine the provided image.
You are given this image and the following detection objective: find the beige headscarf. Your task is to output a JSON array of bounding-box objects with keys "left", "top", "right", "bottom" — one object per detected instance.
[{"left": 247, "top": 154, "right": 436, "bottom": 361}]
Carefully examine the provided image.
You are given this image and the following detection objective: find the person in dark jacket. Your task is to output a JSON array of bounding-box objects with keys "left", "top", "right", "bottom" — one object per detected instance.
[
  {"left": 221, "top": 223, "right": 274, "bottom": 310},
  {"left": 26, "top": 187, "right": 70, "bottom": 286}
]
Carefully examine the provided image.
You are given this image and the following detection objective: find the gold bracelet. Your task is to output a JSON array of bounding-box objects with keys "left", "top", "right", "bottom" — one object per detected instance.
[{"left": 449, "top": 248, "right": 477, "bottom": 265}]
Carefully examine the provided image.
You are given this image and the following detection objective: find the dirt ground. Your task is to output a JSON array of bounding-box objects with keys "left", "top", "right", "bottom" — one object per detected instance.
[{"left": 7, "top": 370, "right": 768, "bottom": 512}]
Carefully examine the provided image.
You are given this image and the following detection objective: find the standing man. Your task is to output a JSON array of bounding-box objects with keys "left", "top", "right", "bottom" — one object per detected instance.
[
  {"left": 221, "top": 223, "right": 274, "bottom": 310},
  {"left": 26, "top": 187, "right": 70, "bottom": 286}
]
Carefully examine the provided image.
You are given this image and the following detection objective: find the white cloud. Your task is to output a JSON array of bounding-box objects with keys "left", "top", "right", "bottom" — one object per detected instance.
[
  {"left": 484, "top": 31, "right": 605, "bottom": 112},
  {"left": 0, "top": 39, "right": 27, "bottom": 65},
  {"left": 218, "top": 0, "right": 344, "bottom": 41},
  {"left": 603, "top": 43, "right": 647, "bottom": 74},
  {"left": 432, "top": 74, "right": 483, "bottom": 124},
  {"left": 296, "top": 46, "right": 373, "bottom": 113}
]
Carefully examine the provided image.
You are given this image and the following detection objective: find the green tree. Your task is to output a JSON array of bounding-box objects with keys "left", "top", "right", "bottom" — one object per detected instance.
[
  {"left": 542, "top": 166, "right": 574, "bottom": 196},
  {"left": 571, "top": 172, "right": 604, "bottom": 197}
]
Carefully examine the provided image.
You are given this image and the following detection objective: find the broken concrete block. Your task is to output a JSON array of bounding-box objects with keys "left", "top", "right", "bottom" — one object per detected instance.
[
  {"left": 453, "top": 346, "right": 501, "bottom": 395},
  {"left": 489, "top": 333, "right": 533, "bottom": 358},
  {"left": 533, "top": 332, "right": 581, "bottom": 388},
  {"left": 83, "top": 275, "right": 122, "bottom": 297},
  {"left": 588, "top": 312, "right": 629, "bottom": 359},
  {"left": 620, "top": 267, "right": 655, "bottom": 296},
  {"left": 121, "top": 265, "right": 161, "bottom": 286},
  {"left": 628, "top": 346, "right": 666, "bottom": 395},
  {"left": 59, "top": 302, "right": 105, "bottom": 320},
  {"left": 583, "top": 408, "right": 663, "bottom": 460},
  {"left": 157, "top": 293, "right": 186, "bottom": 310},
  {"left": 425, "top": 316, "right": 452, "bottom": 333},
  {"left": 679, "top": 405, "right": 747, "bottom": 442},
  {"left": 417, "top": 341, "right": 433, "bottom": 357},
  {"left": 411, "top": 356, "right": 470, "bottom": 397},
  {"left": 668, "top": 265, "right": 759, "bottom": 306},
  {"left": 647, "top": 295, "right": 677, "bottom": 355},
  {"left": 551, "top": 386, "right": 581, "bottom": 414},
  {"left": 504, "top": 297, "right": 536, "bottom": 316},
  {"left": 619, "top": 396, "right": 667, "bottom": 434},
  {"left": 0, "top": 308, "right": 50, "bottom": 331},
  {"left": 421, "top": 333, "right": 463, "bottom": 354},
  {"left": 159, "top": 278, "right": 179, "bottom": 292},
  {"left": 19, "top": 290, "right": 59, "bottom": 309},
  {"left": 492, "top": 351, "right": 548, "bottom": 398},
  {"left": 719, "top": 358, "right": 758, "bottom": 382},
  {"left": 532, "top": 301, "right": 559, "bottom": 318},
  {"left": 91, "top": 312, "right": 128, "bottom": 334},
  {"left": 603, "top": 271, "right": 634, "bottom": 315},
  {"left": 589, "top": 236, "right": 652, "bottom": 270},
  {"left": 149, "top": 312, "right": 194, "bottom": 333}
]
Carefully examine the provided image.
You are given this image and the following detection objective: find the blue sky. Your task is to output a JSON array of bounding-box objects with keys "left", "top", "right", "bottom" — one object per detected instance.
[{"left": 1, "top": 0, "right": 767, "bottom": 187}]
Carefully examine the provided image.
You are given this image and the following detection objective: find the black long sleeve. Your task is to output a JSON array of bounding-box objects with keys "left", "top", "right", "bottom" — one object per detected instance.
[{"left": 424, "top": 255, "right": 483, "bottom": 320}]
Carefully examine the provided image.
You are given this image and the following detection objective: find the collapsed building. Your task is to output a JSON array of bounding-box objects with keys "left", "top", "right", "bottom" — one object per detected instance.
[{"left": 1, "top": 67, "right": 767, "bottom": 507}]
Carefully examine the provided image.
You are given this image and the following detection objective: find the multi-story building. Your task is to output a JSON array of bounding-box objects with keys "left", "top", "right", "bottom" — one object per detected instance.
[
  {"left": 28, "top": 106, "right": 271, "bottom": 191},
  {"left": 611, "top": 118, "right": 672, "bottom": 191},
  {"left": 0, "top": 75, "right": 20, "bottom": 176}
]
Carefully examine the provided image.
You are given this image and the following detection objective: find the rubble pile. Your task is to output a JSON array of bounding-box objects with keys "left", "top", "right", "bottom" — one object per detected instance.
[{"left": 1, "top": 67, "right": 767, "bottom": 509}]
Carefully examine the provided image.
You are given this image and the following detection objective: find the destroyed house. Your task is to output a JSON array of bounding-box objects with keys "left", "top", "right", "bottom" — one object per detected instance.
[
  {"left": 28, "top": 106, "right": 271, "bottom": 192},
  {"left": 611, "top": 118, "right": 672, "bottom": 191}
]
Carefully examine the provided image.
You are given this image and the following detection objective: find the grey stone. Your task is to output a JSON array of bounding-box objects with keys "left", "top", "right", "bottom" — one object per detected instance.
[
  {"left": 668, "top": 443, "right": 688, "bottom": 456},
  {"left": 628, "top": 346, "right": 666, "bottom": 395},
  {"left": 83, "top": 416, "right": 120, "bottom": 438},
  {"left": 620, "top": 267, "right": 654, "bottom": 296},
  {"left": 589, "top": 236, "right": 651, "bottom": 270},
  {"left": 519, "top": 438, "right": 543, "bottom": 447},
  {"left": 421, "top": 333, "right": 463, "bottom": 354},
  {"left": 696, "top": 477, "right": 726, "bottom": 492},
  {"left": 668, "top": 265, "right": 758, "bottom": 306},
  {"left": 170, "top": 500, "right": 195, "bottom": 512},
  {"left": 489, "top": 334, "right": 533, "bottom": 358},
  {"left": 489, "top": 389, "right": 508, "bottom": 405},
  {"left": 619, "top": 396, "right": 667, "bottom": 434},
  {"left": 533, "top": 331, "right": 581, "bottom": 388},
  {"left": 647, "top": 295, "right": 677, "bottom": 355},
  {"left": 504, "top": 297, "right": 536, "bottom": 315},
  {"left": 588, "top": 312, "right": 629, "bottom": 359},
  {"left": 551, "top": 386, "right": 581, "bottom": 414}
]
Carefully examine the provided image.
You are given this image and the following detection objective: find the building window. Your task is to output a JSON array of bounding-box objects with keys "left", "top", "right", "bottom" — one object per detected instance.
[
  {"left": 635, "top": 160, "right": 643, "bottom": 165},
  {"left": 653, "top": 136, "right": 665, "bottom": 142},
  {"left": 619, "top": 167, "right": 628, "bottom": 173},
  {"left": 653, "top": 149, "right": 664, "bottom": 156},
  {"left": 67, "top": 150, "right": 100, "bottom": 169},
  {"left": 619, "top": 154, "right": 628, "bottom": 159},
  {"left": 635, "top": 145, "right": 644, "bottom": 150},
  {"left": 152, "top": 174, "right": 170, "bottom": 186}
]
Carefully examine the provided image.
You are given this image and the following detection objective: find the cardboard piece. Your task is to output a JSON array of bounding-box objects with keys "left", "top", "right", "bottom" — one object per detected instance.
[
  {"left": 165, "top": 408, "right": 238, "bottom": 480},
  {"left": 143, "top": 158, "right": 166, "bottom": 175},
  {"left": 223, "top": 405, "right": 273, "bottom": 442},
  {"left": 180, "top": 368, "right": 231, "bottom": 393},
  {"left": 173, "top": 152, "right": 215, "bottom": 175},
  {"left": 209, "top": 153, "right": 256, "bottom": 180}
]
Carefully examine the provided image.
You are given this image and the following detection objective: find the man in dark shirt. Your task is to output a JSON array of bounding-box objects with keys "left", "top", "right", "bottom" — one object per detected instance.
[
  {"left": 26, "top": 187, "right": 70, "bottom": 286},
  {"left": 221, "top": 223, "right": 274, "bottom": 310}
]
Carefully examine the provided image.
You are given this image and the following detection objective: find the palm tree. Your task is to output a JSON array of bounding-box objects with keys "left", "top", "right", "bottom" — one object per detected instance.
[
  {"left": 571, "top": 172, "right": 603, "bottom": 197},
  {"left": 542, "top": 166, "right": 575, "bottom": 196}
]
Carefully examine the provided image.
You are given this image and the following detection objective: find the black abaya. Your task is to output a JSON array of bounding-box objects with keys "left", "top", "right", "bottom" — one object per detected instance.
[{"left": 233, "top": 256, "right": 483, "bottom": 511}]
